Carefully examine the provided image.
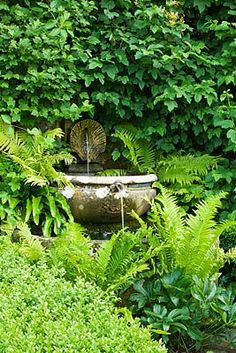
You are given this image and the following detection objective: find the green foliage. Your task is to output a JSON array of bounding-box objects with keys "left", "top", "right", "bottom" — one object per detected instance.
[
  {"left": 1, "top": 0, "right": 235, "bottom": 218},
  {"left": 203, "top": 159, "right": 236, "bottom": 220},
  {"left": 49, "top": 222, "right": 94, "bottom": 280},
  {"left": 97, "top": 168, "right": 127, "bottom": 176},
  {"left": 16, "top": 222, "right": 45, "bottom": 261},
  {"left": 1, "top": 0, "right": 235, "bottom": 158},
  {"left": 158, "top": 154, "right": 220, "bottom": 186},
  {"left": 147, "top": 187, "right": 236, "bottom": 278},
  {"left": 113, "top": 127, "right": 155, "bottom": 173},
  {"left": 0, "top": 120, "right": 73, "bottom": 187},
  {"left": 49, "top": 223, "right": 155, "bottom": 291},
  {"left": 220, "top": 226, "right": 236, "bottom": 286},
  {"left": 0, "top": 238, "right": 166, "bottom": 353},
  {"left": 112, "top": 125, "right": 218, "bottom": 188},
  {"left": 0, "top": 122, "right": 73, "bottom": 234},
  {"left": 129, "top": 269, "right": 236, "bottom": 352}
]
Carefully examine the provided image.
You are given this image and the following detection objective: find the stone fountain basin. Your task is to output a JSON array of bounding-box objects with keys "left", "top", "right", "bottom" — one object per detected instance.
[{"left": 63, "top": 174, "right": 157, "bottom": 224}]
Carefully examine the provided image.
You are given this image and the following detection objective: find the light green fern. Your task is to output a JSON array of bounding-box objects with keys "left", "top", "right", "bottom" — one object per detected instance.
[
  {"left": 49, "top": 222, "right": 94, "bottom": 280},
  {"left": 157, "top": 154, "right": 220, "bottom": 186},
  {"left": 16, "top": 222, "right": 45, "bottom": 262},
  {"left": 113, "top": 126, "right": 218, "bottom": 191},
  {"left": 96, "top": 169, "right": 127, "bottom": 176},
  {"left": 49, "top": 224, "right": 155, "bottom": 291},
  {"left": 148, "top": 188, "right": 236, "bottom": 278},
  {"left": 0, "top": 120, "right": 74, "bottom": 187},
  {"left": 95, "top": 230, "right": 150, "bottom": 290},
  {"left": 113, "top": 127, "right": 155, "bottom": 174}
]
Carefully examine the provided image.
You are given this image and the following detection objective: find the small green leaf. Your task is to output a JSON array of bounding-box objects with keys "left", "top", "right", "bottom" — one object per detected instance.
[
  {"left": 227, "top": 129, "right": 236, "bottom": 144},
  {"left": 1, "top": 115, "right": 11, "bottom": 124},
  {"left": 112, "top": 149, "right": 121, "bottom": 161},
  {"left": 88, "top": 60, "right": 103, "bottom": 70},
  {"left": 164, "top": 100, "right": 178, "bottom": 112},
  {"left": 102, "top": 65, "right": 119, "bottom": 80}
]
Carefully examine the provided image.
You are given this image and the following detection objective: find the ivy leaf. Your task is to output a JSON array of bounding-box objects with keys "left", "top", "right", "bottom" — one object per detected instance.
[
  {"left": 194, "top": 0, "right": 211, "bottom": 13},
  {"left": 227, "top": 129, "right": 236, "bottom": 144},
  {"left": 115, "top": 49, "right": 129, "bottom": 66},
  {"left": 88, "top": 60, "right": 102, "bottom": 70},
  {"left": 214, "top": 119, "right": 234, "bottom": 129},
  {"left": 102, "top": 65, "right": 119, "bottom": 80},
  {"left": 194, "top": 93, "right": 202, "bottom": 103},
  {"left": 1, "top": 115, "right": 11, "bottom": 124},
  {"left": 0, "top": 2, "right": 9, "bottom": 10},
  {"left": 101, "top": 0, "right": 115, "bottom": 10},
  {"left": 164, "top": 100, "right": 178, "bottom": 112},
  {"left": 112, "top": 149, "right": 121, "bottom": 161}
]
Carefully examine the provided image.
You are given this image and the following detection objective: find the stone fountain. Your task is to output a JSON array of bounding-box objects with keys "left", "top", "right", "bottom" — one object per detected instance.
[{"left": 63, "top": 120, "right": 157, "bottom": 225}]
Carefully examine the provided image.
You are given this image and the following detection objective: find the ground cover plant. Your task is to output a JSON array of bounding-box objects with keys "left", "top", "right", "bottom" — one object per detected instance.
[
  {"left": 220, "top": 226, "right": 236, "bottom": 286},
  {"left": 130, "top": 269, "right": 236, "bottom": 352},
  {"left": 0, "top": 236, "right": 167, "bottom": 353}
]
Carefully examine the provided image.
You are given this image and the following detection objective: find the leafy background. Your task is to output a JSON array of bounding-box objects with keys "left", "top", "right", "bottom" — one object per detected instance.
[
  {"left": 0, "top": 0, "right": 235, "bottom": 151},
  {"left": 0, "top": 0, "right": 235, "bottom": 217}
]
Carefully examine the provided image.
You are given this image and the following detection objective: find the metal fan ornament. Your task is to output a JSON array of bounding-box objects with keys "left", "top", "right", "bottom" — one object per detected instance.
[{"left": 70, "top": 120, "right": 106, "bottom": 175}]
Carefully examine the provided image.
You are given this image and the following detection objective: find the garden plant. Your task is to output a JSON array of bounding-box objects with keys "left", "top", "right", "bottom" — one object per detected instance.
[{"left": 0, "top": 0, "right": 235, "bottom": 352}]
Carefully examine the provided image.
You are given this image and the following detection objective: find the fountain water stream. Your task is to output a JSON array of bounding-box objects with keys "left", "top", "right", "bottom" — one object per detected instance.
[{"left": 84, "top": 129, "right": 90, "bottom": 176}]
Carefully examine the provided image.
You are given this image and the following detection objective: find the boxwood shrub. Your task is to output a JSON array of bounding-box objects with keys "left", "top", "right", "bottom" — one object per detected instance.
[{"left": 0, "top": 239, "right": 166, "bottom": 353}]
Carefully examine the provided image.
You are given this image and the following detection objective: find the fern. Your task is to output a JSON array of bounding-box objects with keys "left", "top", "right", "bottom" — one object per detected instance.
[
  {"left": 96, "top": 169, "right": 127, "bottom": 176},
  {"left": 113, "top": 126, "right": 218, "bottom": 193},
  {"left": 0, "top": 120, "right": 74, "bottom": 187},
  {"left": 113, "top": 127, "right": 155, "bottom": 174},
  {"left": 158, "top": 154, "right": 220, "bottom": 186},
  {"left": 95, "top": 230, "right": 152, "bottom": 291},
  {"left": 148, "top": 189, "right": 236, "bottom": 278},
  {"left": 177, "top": 193, "right": 226, "bottom": 277},
  {"left": 49, "top": 225, "right": 156, "bottom": 291},
  {"left": 16, "top": 222, "right": 45, "bottom": 262},
  {"left": 49, "top": 222, "right": 94, "bottom": 280}
]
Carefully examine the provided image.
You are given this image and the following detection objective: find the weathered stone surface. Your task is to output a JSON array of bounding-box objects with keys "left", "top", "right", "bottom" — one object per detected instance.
[
  {"left": 67, "top": 162, "right": 103, "bottom": 174},
  {"left": 64, "top": 174, "right": 157, "bottom": 224}
]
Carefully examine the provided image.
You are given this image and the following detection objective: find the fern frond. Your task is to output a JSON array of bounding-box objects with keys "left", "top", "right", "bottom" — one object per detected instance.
[
  {"left": 108, "top": 263, "right": 149, "bottom": 291},
  {"left": 0, "top": 120, "right": 73, "bottom": 187},
  {"left": 17, "top": 222, "right": 45, "bottom": 262},
  {"left": 158, "top": 154, "right": 220, "bottom": 186},
  {"left": 50, "top": 222, "right": 94, "bottom": 279},
  {"left": 96, "top": 234, "right": 119, "bottom": 287},
  {"left": 45, "top": 153, "right": 75, "bottom": 166},
  {"left": 176, "top": 192, "right": 226, "bottom": 277},
  {"left": 44, "top": 128, "right": 64, "bottom": 139},
  {"left": 149, "top": 186, "right": 185, "bottom": 244},
  {"left": 113, "top": 127, "right": 155, "bottom": 173},
  {"left": 105, "top": 232, "right": 139, "bottom": 282},
  {"left": 96, "top": 169, "right": 127, "bottom": 176}
]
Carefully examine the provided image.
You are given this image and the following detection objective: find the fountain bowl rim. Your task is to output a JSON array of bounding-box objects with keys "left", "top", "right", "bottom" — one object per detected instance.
[{"left": 65, "top": 174, "right": 157, "bottom": 185}]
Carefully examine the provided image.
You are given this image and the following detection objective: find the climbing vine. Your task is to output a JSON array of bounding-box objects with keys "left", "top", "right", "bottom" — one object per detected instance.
[{"left": 0, "top": 0, "right": 235, "bottom": 155}]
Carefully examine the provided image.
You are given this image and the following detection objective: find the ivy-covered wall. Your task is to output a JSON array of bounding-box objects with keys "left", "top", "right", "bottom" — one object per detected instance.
[{"left": 0, "top": 0, "right": 235, "bottom": 154}]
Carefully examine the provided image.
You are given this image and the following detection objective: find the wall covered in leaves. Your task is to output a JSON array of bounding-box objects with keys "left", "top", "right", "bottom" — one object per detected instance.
[{"left": 0, "top": 0, "right": 235, "bottom": 154}]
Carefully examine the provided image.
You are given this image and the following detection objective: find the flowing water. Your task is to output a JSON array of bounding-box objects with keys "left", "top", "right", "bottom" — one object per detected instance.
[
  {"left": 120, "top": 192, "right": 125, "bottom": 229},
  {"left": 85, "top": 129, "right": 90, "bottom": 176},
  {"left": 113, "top": 182, "right": 125, "bottom": 229}
]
